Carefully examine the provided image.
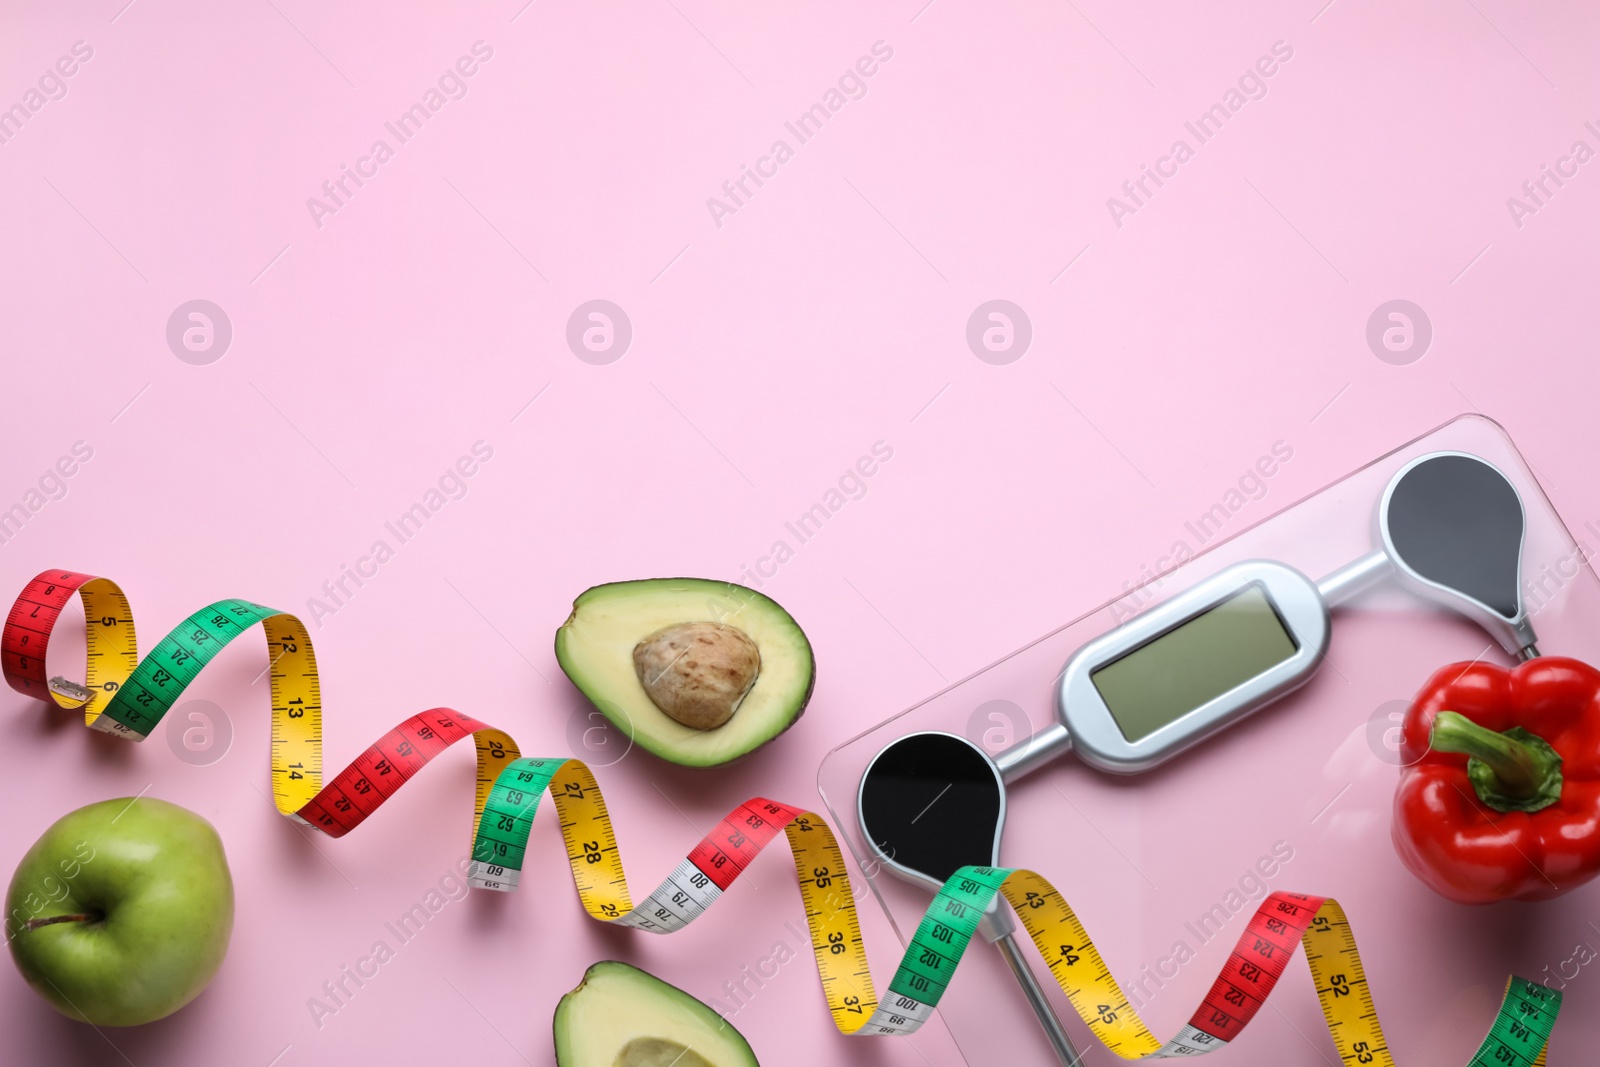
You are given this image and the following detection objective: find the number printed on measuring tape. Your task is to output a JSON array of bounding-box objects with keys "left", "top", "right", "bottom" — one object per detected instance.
[{"left": 2, "top": 570, "right": 1563, "bottom": 1062}]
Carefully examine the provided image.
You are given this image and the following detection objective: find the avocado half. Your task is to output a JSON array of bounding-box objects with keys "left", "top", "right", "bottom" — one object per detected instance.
[
  {"left": 554, "top": 960, "right": 760, "bottom": 1067},
  {"left": 555, "top": 579, "right": 814, "bottom": 767}
]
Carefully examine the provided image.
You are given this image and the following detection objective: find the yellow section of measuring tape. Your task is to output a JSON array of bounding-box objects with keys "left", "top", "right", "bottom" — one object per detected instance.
[
  {"left": 1001, "top": 869, "right": 1165, "bottom": 1057},
  {"left": 1302, "top": 898, "right": 1391, "bottom": 1067},
  {"left": 546, "top": 759, "right": 635, "bottom": 918},
  {"left": 260, "top": 613, "right": 323, "bottom": 812},
  {"left": 785, "top": 811, "right": 881, "bottom": 1031},
  {"left": 62, "top": 578, "right": 136, "bottom": 728}
]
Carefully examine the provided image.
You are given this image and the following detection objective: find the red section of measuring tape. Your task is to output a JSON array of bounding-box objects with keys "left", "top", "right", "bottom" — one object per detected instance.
[
  {"left": 294, "top": 709, "right": 491, "bottom": 836},
  {"left": 688, "top": 797, "right": 804, "bottom": 891},
  {"left": 1187, "top": 891, "right": 1327, "bottom": 1040},
  {"left": 1, "top": 570, "right": 95, "bottom": 695}
]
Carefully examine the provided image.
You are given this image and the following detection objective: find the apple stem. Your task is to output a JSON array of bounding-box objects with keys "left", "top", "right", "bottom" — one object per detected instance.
[{"left": 23, "top": 912, "right": 100, "bottom": 931}]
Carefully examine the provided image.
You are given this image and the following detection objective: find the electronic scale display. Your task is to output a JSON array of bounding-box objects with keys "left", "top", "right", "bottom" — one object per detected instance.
[{"left": 1089, "top": 583, "right": 1298, "bottom": 743}]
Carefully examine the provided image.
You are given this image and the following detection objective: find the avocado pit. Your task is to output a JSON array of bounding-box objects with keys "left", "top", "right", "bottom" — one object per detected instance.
[{"left": 632, "top": 622, "right": 760, "bottom": 731}]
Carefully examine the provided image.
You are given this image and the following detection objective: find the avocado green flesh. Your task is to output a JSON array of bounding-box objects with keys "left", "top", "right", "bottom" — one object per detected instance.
[
  {"left": 554, "top": 961, "right": 760, "bottom": 1067},
  {"left": 555, "top": 579, "right": 814, "bottom": 767},
  {"left": 617, "top": 1038, "right": 716, "bottom": 1067}
]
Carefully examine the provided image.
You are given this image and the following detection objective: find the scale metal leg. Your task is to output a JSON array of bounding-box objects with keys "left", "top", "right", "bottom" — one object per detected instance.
[{"left": 979, "top": 906, "right": 1083, "bottom": 1066}]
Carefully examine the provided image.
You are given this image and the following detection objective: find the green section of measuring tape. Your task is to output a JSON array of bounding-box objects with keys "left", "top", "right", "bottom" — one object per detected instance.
[
  {"left": 99, "top": 598, "right": 278, "bottom": 737},
  {"left": 1473, "top": 979, "right": 1561, "bottom": 1067},
  {"left": 884, "top": 863, "right": 999, "bottom": 1005},
  {"left": 473, "top": 756, "right": 563, "bottom": 872}
]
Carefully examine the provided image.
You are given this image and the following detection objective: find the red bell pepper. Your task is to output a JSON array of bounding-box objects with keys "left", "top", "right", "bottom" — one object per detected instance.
[{"left": 1392, "top": 656, "right": 1600, "bottom": 904}]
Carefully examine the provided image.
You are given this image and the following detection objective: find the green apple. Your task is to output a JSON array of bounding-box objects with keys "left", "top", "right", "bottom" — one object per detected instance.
[{"left": 6, "top": 797, "right": 233, "bottom": 1026}]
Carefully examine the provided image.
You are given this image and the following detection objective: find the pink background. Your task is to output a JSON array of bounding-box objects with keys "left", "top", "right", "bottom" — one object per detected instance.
[{"left": 1, "top": 2, "right": 1597, "bottom": 1064}]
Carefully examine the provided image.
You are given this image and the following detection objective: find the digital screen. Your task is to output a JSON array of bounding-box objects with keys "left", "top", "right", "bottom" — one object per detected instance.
[{"left": 1091, "top": 584, "right": 1298, "bottom": 743}]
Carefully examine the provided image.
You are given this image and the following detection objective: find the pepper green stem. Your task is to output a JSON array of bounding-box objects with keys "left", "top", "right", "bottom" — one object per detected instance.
[{"left": 1428, "top": 711, "right": 1564, "bottom": 814}]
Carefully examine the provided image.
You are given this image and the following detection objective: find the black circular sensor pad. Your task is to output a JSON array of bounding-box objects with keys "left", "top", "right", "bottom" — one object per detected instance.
[
  {"left": 859, "top": 732, "right": 1004, "bottom": 886},
  {"left": 1386, "top": 454, "right": 1525, "bottom": 619}
]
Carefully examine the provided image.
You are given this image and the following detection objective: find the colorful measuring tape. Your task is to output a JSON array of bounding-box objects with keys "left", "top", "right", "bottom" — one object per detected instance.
[{"left": 2, "top": 570, "right": 1563, "bottom": 1063}]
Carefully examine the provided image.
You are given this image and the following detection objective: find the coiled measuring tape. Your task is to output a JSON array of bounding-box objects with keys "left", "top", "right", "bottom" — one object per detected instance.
[{"left": 2, "top": 570, "right": 1562, "bottom": 1063}]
